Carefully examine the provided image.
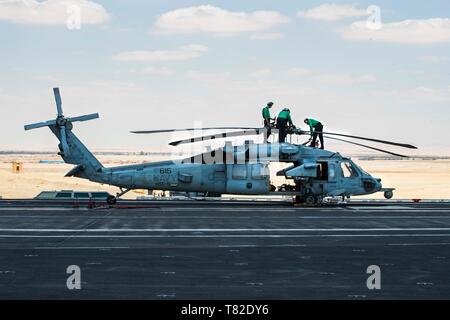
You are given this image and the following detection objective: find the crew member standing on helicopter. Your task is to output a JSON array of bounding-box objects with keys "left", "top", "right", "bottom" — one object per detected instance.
[
  {"left": 304, "top": 118, "right": 324, "bottom": 149},
  {"left": 262, "top": 102, "right": 274, "bottom": 141},
  {"left": 277, "top": 108, "right": 294, "bottom": 143}
]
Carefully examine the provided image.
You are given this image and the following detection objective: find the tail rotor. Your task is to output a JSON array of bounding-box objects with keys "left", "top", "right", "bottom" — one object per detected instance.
[
  {"left": 53, "top": 88, "right": 70, "bottom": 155},
  {"left": 24, "top": 87, "right": 99, "bottom": 156}
]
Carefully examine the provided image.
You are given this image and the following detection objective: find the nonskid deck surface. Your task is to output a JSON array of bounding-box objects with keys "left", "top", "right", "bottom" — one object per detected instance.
[{"left": 0, "top": 200, "right": 449, "bottom": 299}]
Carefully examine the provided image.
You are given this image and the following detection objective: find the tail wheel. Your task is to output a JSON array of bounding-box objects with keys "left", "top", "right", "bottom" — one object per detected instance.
[{"left": 107, "top": 195, "right": 117, "bottom": 205}]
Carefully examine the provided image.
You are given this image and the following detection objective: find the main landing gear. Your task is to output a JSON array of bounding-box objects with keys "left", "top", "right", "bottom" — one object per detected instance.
[
  {"left": 107, "top": 188, "right": 131, "bottom": 205},
  {"left": 294, "top": 194, "right": 322, "bottom": 206}
]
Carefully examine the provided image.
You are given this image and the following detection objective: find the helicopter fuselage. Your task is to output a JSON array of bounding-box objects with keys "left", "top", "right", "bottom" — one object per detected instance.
[{"left": 72, "top": 142, "right": 384, "bottom": 203}]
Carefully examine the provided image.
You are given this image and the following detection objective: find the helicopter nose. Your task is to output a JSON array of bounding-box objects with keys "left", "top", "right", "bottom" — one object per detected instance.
[{"left": 375, "top": 178, "right": 382, "bottom": 190}]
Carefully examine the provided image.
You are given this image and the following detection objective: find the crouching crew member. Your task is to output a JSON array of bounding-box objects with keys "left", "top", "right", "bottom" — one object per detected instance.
[{"left": 304, "top": 118, "right": 324, "bottom": 149}]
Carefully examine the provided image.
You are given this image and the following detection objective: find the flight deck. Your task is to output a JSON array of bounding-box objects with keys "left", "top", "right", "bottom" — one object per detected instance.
[{"left": 0, "top": 200, "right": 449, "bottom": 299}]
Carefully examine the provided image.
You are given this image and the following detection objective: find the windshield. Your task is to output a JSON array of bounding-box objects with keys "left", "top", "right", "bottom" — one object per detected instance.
[
  {"left": 350, "top": 160, "right": 370, "bottom": 176},
  {"left": 341, "top": 162, "right": 358, "bottom": 178}
]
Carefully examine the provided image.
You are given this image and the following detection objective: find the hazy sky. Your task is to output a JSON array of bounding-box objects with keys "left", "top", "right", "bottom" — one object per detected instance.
[{"left": 0, "top": 0, "right": 449, "bottom": 155}]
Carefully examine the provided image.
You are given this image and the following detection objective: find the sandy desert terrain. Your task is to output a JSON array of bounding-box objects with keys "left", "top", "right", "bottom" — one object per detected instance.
[{"left": 0, "top": 154, "right": 449, "bottom": 200}]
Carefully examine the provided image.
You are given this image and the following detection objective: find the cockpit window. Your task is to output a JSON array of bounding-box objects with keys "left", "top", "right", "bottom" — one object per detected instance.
[
  {"left": 356, "top": 163, "right": 369, "bottom": 176},
  {"left": 341, "top": 161, "right": 359, "bottom": 178}
]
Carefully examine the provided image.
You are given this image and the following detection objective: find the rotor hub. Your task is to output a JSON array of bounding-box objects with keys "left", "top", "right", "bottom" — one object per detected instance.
[{"left": 56, "top": 116, "right": 67, "bottom": 127}]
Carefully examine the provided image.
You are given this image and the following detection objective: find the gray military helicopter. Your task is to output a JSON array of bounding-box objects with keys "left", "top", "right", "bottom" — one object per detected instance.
[{"left": 25, "top": 88, "right": 417, "bottom": 205}]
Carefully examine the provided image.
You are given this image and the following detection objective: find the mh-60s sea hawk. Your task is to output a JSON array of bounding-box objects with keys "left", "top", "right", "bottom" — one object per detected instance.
[{"left": 25, "top": 88, "right": 417, "bottom": 205}]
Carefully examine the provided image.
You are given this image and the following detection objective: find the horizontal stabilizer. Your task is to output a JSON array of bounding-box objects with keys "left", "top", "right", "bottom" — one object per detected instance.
[{"left": 65, "top": 164, "right": 85, "bottom": 177}]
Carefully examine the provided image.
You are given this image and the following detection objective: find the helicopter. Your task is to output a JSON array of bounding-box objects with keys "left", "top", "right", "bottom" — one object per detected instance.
[{"left": 24, "top": 88, "right": 417, "bottom": 205}]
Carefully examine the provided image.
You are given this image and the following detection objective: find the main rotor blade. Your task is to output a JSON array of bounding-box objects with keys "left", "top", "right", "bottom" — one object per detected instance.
[
  {"left": 131, "top": 127, "right": 260, "bottom": 134},
  {"left": 53, "top": 88, "right": 63, "bottom": 116},
  {"left": 24, "top": 119, "right": 57, "bottom": 131},
  {"left": 325, "top": 136, "right": 409, "bottom": 158},
  {"left": 67, "top": 113, "right": 99, "bottom": 123},
  {"left": 169, "top": 129, "right": 266, "bottom": 146},
  {"left": 314, "top": 131, "right": 417, "bottom": 149}
]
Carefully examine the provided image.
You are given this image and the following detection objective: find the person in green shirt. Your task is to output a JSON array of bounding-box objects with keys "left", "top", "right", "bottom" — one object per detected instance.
[
  {"left": 304, "top": 118, "right": 324, "bottom": 149},
  {"left": 276, "top": 108, "right": 294, "bottom": 143},
  {"left": 262, "top": 102, "right": 274, "bottom": 141}
]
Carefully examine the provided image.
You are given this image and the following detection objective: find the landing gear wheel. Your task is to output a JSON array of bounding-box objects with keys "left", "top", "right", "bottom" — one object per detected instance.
[
  {"left": 107, "top": 195, "right": 117, "bottom": 205},
  {"left": 305, "top": 195, "right": 317, "bottom": 206},
  {"left": 384, "top": 190, "right": 393, "bottom": 199}
]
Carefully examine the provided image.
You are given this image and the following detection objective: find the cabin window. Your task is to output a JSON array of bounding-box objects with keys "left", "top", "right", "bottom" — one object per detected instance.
[
  {"left": 232, "top": 165, "right": 247, "bottom": 180},
  {"left": 329, "top": 164, "right": 337, "bottom": 181},
  {"left": 251, "top": 164, "right": 269, "bottom": 180}
]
